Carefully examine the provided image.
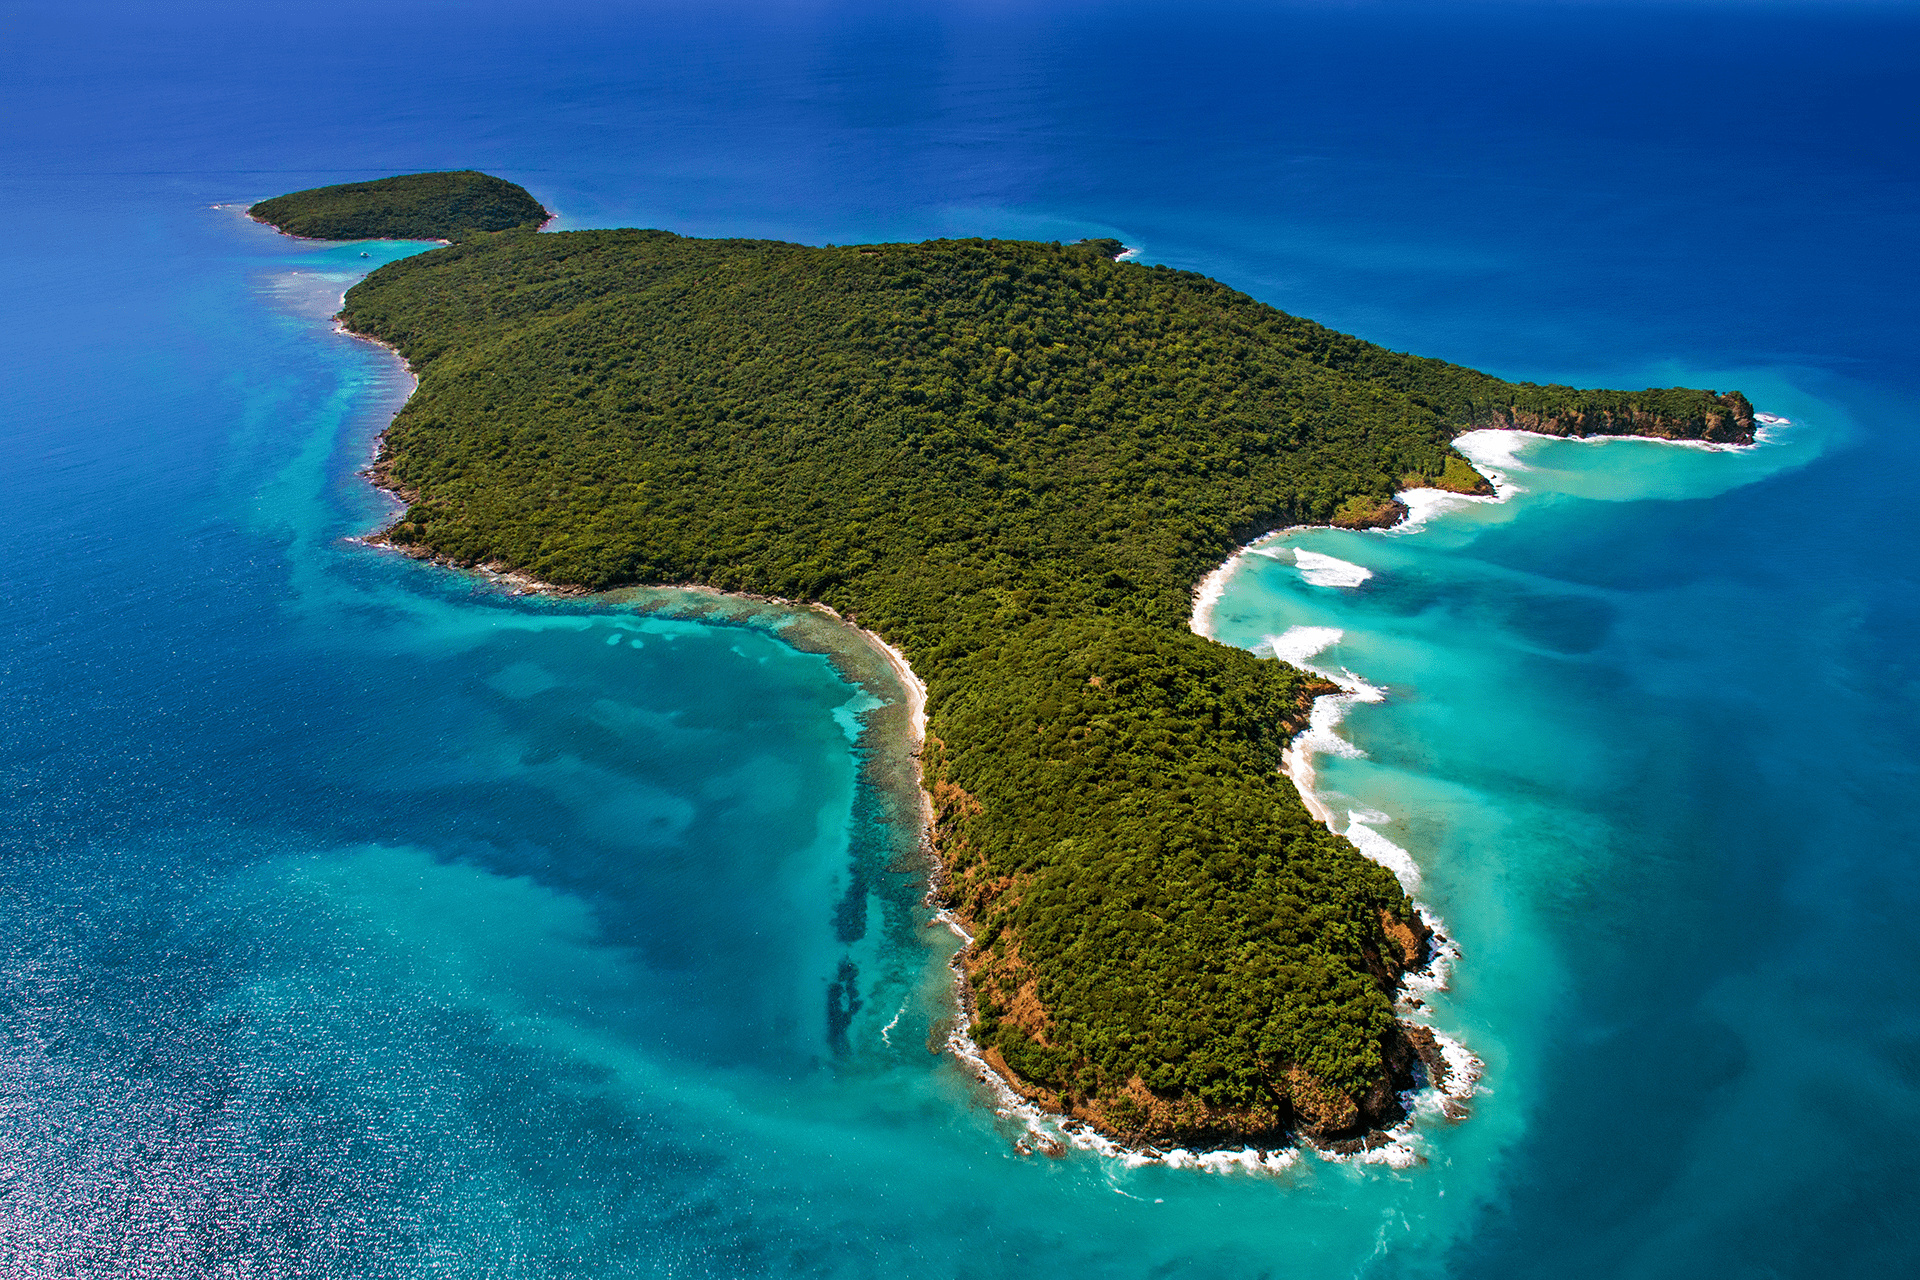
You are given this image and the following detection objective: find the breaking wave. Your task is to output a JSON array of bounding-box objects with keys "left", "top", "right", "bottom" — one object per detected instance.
[
  {"left": 1344, "top": 811, "right": 1421, "bottom": 893},
  {"left": 1292, "top": 549, "right": 1373, "bottom": 588}
]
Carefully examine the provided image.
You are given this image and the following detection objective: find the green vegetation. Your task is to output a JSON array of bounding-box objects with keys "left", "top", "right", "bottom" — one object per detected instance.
[
  {"left": 932, "top": 618, "right": 1401, "bottom": 1109},
  {"left": 250, "top": 171, "right": 547, "bottom": 242},
  {"left": 327, "top": 217, "right": 1751, "bottom": 1140}
]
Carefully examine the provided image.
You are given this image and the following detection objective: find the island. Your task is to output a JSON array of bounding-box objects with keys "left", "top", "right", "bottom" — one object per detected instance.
[
  {"left": 262, "top": 173, "right": 1753, "bottom": 1149},
  {"left": 250, "top": 170, "right": 549, "bottom": 242}
]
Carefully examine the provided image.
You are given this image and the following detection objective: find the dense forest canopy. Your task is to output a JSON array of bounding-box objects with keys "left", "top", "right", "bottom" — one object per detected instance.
[
  {"left": 250, "top": 171, "right": 548, "bottom": 242},
  {"left": 326, "top": 213, "right": 1751, "bottom": 1144}
]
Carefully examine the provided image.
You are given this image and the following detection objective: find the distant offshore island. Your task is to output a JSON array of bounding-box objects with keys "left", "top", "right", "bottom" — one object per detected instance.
[{"left": 253, "top": 172, "right": 1753, "bottom": 1150}]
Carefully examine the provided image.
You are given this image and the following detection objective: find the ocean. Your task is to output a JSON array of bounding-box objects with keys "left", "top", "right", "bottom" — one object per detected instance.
[{"left": 2, "top": 1, "right": 1915, "bottom": 1274}]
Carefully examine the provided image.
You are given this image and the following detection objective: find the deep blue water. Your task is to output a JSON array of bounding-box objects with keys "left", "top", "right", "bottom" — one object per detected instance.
[{"left": 3, "top": 1, "right": 1917, "bottom": 1274}]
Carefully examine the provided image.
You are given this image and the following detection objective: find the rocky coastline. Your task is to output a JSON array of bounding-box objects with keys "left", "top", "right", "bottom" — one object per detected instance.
[
  {"left": 939, "top": 899, "right": 1455, "bottom": 1151},
  {"left": 1469, "top": 390, "right": 1755, "bottom": 445}
]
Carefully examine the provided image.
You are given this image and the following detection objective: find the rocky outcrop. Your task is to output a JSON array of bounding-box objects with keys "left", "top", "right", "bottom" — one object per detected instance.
[
  {"left": 1471, "top": 389, "right": 1754, "bottom": 444},
  {"left": 1416, "top": 454, "right": 1498, "bottom": 496},
  {"left": 1331, "top": 496, "right": 1411, "bottom": 530},
  {"left": 1403, "top": 1024, "right": 1450, "bottom": 1093},
  {"left": 1048, "top": 1017, "right": 1431, "bottom": 1149}
]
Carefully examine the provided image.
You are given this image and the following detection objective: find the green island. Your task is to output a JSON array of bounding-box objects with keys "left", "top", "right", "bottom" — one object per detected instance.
[
  {"left": 250, "top": 170, "right": 548, "bottom": 242},
  {"left": 272, "top": 173, "right": 1752, "bottom": 1148}
]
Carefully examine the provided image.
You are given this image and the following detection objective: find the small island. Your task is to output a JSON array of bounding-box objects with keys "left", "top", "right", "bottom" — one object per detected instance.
[
  {"left": 272, "top": 173, "right": 1752, "bottom": 1150},
  {"left": 250, "top": 171, "right": 549, "bottom": 242}
]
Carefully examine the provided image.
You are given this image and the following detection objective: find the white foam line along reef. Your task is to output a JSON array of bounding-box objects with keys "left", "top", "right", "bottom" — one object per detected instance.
[
  {"left": 1258, "top": 616, "right": 1481, "bottom": 1154},
  {"left": 1175, "top": 445, "right": 1535, "bottom": 1155},
  {"left": 1179, "top": 416, "right": 1789, "bottom": 1163},
  {"left": 839, "top": 413, "right": 1769, "bottom": 1170}
]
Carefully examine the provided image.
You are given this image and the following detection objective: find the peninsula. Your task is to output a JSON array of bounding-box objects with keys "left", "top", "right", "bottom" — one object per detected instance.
[{"left": 260, "top": 173, "right": 1753, "bottom": 1148}]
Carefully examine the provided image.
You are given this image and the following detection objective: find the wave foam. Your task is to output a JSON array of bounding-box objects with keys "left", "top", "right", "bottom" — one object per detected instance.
[
  {"left": 1393, "top": 909, "right": 1484, "bottom": 1106},
  {"left": 945, "top": 1011, "right": 1311, "bottom": 1175},
  {"left": 1398, "top": 914, "right": 1459, "bottom": 1006},
  {"left": 1267, "top": 624, "right": 1344, "bottom": 669},
  {"left": 1451, "top": 428, "right": 1538, "bottom": 478},
  {"left": 1393, "top": 486, "right": 1500, "bottom": 534},
  {"left": 936, "top": 894, "right": 1448, "bottom": 1178},
  {"left": 1345, "top": 811, "right": 1421, "bottom": 892},
  {"left": 1260, "top": 644, "right": 1485, "bottom": 1136},
  {"left": 1266, "top": 627, "right": 1386, "bottom": 825},
  {"left": 1293, "top": 548, "right": 1373, "bottom": 588},
  {"left": 1380, "top": 432, "right": 1528, "bottom": 535},
  {"left": 1000, "top": 483, "right": 1504, "bottom": 1173}
]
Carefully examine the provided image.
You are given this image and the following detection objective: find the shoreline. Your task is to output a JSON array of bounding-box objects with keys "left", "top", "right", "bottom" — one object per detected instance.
[
  {"left": 1193, "top": 417, "right": 1777, "bottom": 620},
  {"left": 311, "top": 251, "right": 937, "bottom": 882},
  {"left": 295, "top": 242, "right": 988, "bottom": 1160},
  {"left": 1183, "top": 418, "right": 1783, "bottom": 1152},
  {"left": 241, "top": 198, "right": 558, "bottom": 246},
  {"left": 321, "top": 277, "right": 974, "bottom": 1131},
  {"left": 332, "top": 305, "right": 1448, "bottom": 1171},
  {"left": 328, "top": 290, "right": 1474, "bottom": 1171},
  {"left": 308, "top": 234, "right": 1752, "bottom": 1169}
]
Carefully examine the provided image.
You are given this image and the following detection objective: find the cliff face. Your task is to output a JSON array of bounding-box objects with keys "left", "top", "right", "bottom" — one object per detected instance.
[{"left": 1471, "top": 389, "right": 1755, "bottom": 444}]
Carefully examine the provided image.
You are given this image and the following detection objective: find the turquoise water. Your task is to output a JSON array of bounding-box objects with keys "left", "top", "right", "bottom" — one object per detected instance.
[
  {"left": 4, "top": 1, "right": 1917, "bottom": 1274},
  {"left": 1202, "top": 409, "right": 1846, "bottom": 1261}
]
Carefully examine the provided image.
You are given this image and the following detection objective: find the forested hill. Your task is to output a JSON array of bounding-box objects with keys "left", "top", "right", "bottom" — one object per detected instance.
[
  {"left": 328, "top": 218, "right": 1751, "bottom": 1146},
  {"left": 250, "top": 171, "right": 547, "bottom": 242}
]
